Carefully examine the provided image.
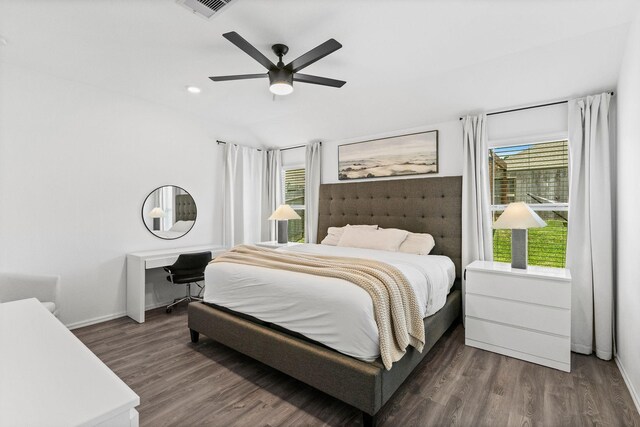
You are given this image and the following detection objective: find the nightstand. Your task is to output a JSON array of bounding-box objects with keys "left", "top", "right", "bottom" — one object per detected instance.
[
  {"left": 464, "top": 260, "right": 572, "bottom": 372},
  {"left": 255, "top": 241, "right": 302, "bottom": 249}
]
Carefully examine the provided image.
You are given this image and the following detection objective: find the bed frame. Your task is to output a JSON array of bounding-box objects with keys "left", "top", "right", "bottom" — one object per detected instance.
[{"left": 188, "top": 176, "right": 462, "bottom": 427}]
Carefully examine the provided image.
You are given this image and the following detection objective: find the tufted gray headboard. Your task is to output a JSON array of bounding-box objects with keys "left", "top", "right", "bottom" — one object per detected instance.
[
  {"left": 175, "top": 194, "right": 197, "bottom": 221},
  {"left": 317, "top": 176, "right": 462, "bottom": 279}
]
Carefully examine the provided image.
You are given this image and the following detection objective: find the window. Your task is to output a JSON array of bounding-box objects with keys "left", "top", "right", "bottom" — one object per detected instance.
[
  {"left": 489, "top": 140, "right": 569, "bottom": 268},
  {"left": 283, "top": 167, "right": 305, "bottom": 243}
]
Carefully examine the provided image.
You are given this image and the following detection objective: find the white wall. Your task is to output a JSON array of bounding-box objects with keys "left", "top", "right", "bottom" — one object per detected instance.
[
  {"left": 281, "top": 147, "right": 305, "bottom": 169},
  {"left": 487, "top": 102, "right": 568, "bottom": 147},
  {"left": 615, "top": 11, "right": 640, "bottom": 412},
  {"left": 321, "top": 119, "right": 463, "bottom": 184},
  {"left": 319, "top": 107, "right": 569, "bottom": 184},
  {"left": 0, "top": 63, "right": 253, "bottom": 327}
]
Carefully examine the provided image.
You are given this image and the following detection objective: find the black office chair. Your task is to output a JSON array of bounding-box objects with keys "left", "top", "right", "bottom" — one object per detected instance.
[{"left": 164, "top": 251, "right": 212, "bottom": 313}]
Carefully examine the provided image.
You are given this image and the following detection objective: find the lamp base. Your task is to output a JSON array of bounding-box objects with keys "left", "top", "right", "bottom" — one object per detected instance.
[
  {"left": 277, "top": 221, "right": 289, "bottom": 244},
  {"left": 153, "top": 218, "right": 160, "bottom": 231},
  {"left": 511, "top": 229, "right": 528, "bottom": 269}
]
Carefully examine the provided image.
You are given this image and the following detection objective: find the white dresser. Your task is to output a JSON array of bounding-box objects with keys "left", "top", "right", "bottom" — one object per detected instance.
[
  {"left": 464, "top": 260, "right": 572, "bottom": 372},
  {"left": 0, "top": 298, "right": 139, "bottom": 426}
]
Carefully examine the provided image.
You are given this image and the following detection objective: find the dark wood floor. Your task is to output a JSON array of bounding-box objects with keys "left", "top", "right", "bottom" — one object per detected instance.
[{"left": 73, "top": 305, "right": 640, "bottom": 427}]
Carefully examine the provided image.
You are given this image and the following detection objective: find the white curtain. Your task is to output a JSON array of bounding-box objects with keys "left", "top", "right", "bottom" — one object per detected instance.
[
  {"left": 154, "top": 186, "right": 174, "bottom": 230},
  {"left": 304, "top": 141, "right": 322, "bottom": 243},
  {"left": 462, "top": 114, "right": 493, "bottom": 270},
  {"left": 461, "top": 114, "right": 493, "bottom": 321},
  {"left": 160, "top": 186, "right": 175, "bottom": 230},
  {"left": 261, "top": 149, "right": 283, "bottom": 241},
  {"left": 223, "top": 143, "right": 265, "bottom": 247},
  {"left": 567, "top": 93, "right": 614, "bottom": 359}
]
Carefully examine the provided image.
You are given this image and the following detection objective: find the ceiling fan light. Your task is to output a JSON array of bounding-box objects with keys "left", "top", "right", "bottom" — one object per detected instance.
[{"left": 269, "top": 82, "right": 294, "bottom": 96}]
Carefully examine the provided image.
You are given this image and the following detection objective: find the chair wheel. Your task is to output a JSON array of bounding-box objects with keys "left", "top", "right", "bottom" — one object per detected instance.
[{"left": 166, "top": 308, "right": 172, "bottom": 313}]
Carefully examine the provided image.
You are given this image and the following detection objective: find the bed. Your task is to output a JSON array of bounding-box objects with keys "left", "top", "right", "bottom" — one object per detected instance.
[{"left": 188, "top": 176, "right": 462, "bottom": 426}]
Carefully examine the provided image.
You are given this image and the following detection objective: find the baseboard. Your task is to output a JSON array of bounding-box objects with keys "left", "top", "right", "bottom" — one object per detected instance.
[
  {"left": 616, "top": 357, "right": 640, "bottom": 415},
  {"left": 66, "top": 311, "right": 127, "bottom": 330},
  {"left": 65, "top": 299, "right": 186, "bottom": 330},
  {"left": 66, "top": 299, "right": 183, "bottom": 330}
]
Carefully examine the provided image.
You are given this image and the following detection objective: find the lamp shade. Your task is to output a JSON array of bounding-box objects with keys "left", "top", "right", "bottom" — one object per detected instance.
[
  {"left": 268, "top": 204, "right": 301, "bottom": 221},
  {"left": 148, "top": 207, "right": 165, "bottom": 218},
  {"left": 493, "top": 202, "right": 547, "bottom": 229}
]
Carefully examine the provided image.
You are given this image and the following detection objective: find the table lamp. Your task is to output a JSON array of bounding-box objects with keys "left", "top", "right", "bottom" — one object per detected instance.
[
  {"left": 269, "top": 204, "right": 301, "bottom": 244},
  {"left": 493, "top": 202, "right": 547, "bottom": 269},
  {"left": 149, "top": 207, "right": 165, "bottom": 231}
]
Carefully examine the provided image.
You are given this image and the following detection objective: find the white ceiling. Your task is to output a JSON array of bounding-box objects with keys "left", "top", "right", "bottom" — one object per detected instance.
[{"left": 1, "top": 0, "right": 638, "bottom": 147}]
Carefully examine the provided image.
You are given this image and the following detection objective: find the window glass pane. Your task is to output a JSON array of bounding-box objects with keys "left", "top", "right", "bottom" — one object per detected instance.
[
  {"left": 490, "top": 141, "right": 568, "bottom": 206},
  {"left": 284, "top": 168, "right": 305, "bottom": 206},
  {"left": 284, "top": 168, "right": 305, "bottom": 242},
  {"left": 492, "top": 210, "right": 568, "bottom": 268},
  {"left": 490, "top": 141, "right": 569, "bottom": 268},
  {"left": 288, "top": 209, "right": 305, "bottom": 243}
]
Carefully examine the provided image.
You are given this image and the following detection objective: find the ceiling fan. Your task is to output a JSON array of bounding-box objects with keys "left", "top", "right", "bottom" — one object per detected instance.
[{"left": 210, "top": 31, "right": 346, "bottom": 96}]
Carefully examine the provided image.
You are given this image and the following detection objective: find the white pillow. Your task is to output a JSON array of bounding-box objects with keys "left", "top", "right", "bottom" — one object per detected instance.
[
  {"left": 337, "top": 227, "right": 408, "bottom": 252},
  {"left": 320, "top": 224, "right": 378, "bottom": 246},
  {"left": 169, "top": 220, "right": 194, "bottom": 233},
  {"left": 398, "top": 232, "right": 435, "bottom": 255}
]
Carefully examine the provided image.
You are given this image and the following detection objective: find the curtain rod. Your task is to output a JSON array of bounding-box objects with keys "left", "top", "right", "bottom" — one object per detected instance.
[
  {"left": 217, "top": 140, "right": 262, "bottom": 151},
  {"left": 216, "top": 140, "right": 317, "bottom": 151},
  {"left": 280, "top": 144, "right": 307, "bottom": 152},
  {"left": 458, "top": 91, "right": 615, "bottom": 120}
]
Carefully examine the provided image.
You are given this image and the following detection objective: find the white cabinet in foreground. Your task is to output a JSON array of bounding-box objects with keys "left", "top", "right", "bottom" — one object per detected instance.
[{"left": 0, "top": 298, "right": 140, "bottom": 426}]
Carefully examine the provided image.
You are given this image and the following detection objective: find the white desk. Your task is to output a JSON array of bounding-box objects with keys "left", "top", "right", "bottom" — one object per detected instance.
[
  {"left": 0, "top": 298, "right": 140, "bottom": 426},
  {"left": 126, "top": 244, "right": 226, "bottom": 323}
]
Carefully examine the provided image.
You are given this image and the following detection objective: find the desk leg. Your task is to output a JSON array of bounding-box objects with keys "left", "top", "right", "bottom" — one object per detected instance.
[{"left": 126, "top": 255, "right": 145, "bottom": 323}]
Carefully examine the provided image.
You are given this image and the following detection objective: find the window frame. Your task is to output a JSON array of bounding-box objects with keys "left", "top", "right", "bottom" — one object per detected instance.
[
  {"left": 488, "top": 139, "right": 570, "bottom": 268},
  {"left": 282, "top": 165, "right": 306, "bottom": 242},
  {"left": 489, "top": 140, "right": 569, "bottom": 214},
  {"left": 282, "top": 164, "right": 306, "bottom": 211}
]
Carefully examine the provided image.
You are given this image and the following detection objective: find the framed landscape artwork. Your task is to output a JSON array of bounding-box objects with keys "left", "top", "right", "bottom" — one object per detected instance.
[{"left": 338, "top": 130, "right": 439, "bottom": 180}]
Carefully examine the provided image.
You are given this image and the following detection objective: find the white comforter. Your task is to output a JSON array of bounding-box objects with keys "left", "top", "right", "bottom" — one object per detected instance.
[{"left": 203, "top": 244, "right": 455, "bottom": 362}]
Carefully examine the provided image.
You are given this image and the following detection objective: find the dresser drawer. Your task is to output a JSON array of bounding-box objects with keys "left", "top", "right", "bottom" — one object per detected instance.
[
  {"left": 466, "top": 270, "right": 570, "bottom": 309},
  {"left": 466, "top": 294, "right": 570, "bottom": 336},
  {"left": 466, "top": 317, "right": 570, "bottom": 364}
]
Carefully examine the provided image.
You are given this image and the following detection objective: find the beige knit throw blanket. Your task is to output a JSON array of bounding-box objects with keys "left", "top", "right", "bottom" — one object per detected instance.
[{"left": 211, "top": 244, "right": 425, "bottom": 369}]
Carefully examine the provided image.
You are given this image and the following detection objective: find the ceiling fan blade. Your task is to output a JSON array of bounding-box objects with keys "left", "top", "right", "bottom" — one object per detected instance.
[
  {"left": 293, "top": 73, "right": 346, "bottom": 88},
  {"left": 223, "top": 32, "right": 276, "bottom": 71},
  {"left": 286, "top": 39, "right": 342, "bottom": 73},
  {"left": 209, "top": 73, "right": 268, "bottom": 82}
]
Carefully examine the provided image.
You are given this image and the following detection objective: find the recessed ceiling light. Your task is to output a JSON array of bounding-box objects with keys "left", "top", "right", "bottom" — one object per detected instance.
[{"left": 186, "top": 86, "right": 201, "bottom": 94}]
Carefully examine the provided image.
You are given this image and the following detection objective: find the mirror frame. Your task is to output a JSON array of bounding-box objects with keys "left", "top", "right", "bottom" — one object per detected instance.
[{"left": 141, "top": 185, "right": 197, "bottom": 240}]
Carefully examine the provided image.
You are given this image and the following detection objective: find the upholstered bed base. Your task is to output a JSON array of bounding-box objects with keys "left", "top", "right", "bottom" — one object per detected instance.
[{"left": 188, "top": 287, "right": 461, "bottom": 424}]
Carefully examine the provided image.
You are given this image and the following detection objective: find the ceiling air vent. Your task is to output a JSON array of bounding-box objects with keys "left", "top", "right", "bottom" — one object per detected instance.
[{"left": 176, "top": 0, "right": 235, "bottom": 20}]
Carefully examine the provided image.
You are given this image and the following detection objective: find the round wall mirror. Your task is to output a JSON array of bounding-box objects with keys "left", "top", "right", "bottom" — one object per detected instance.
[{"left": 142, "top": 185, "right": 197, "bottom": 239}]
